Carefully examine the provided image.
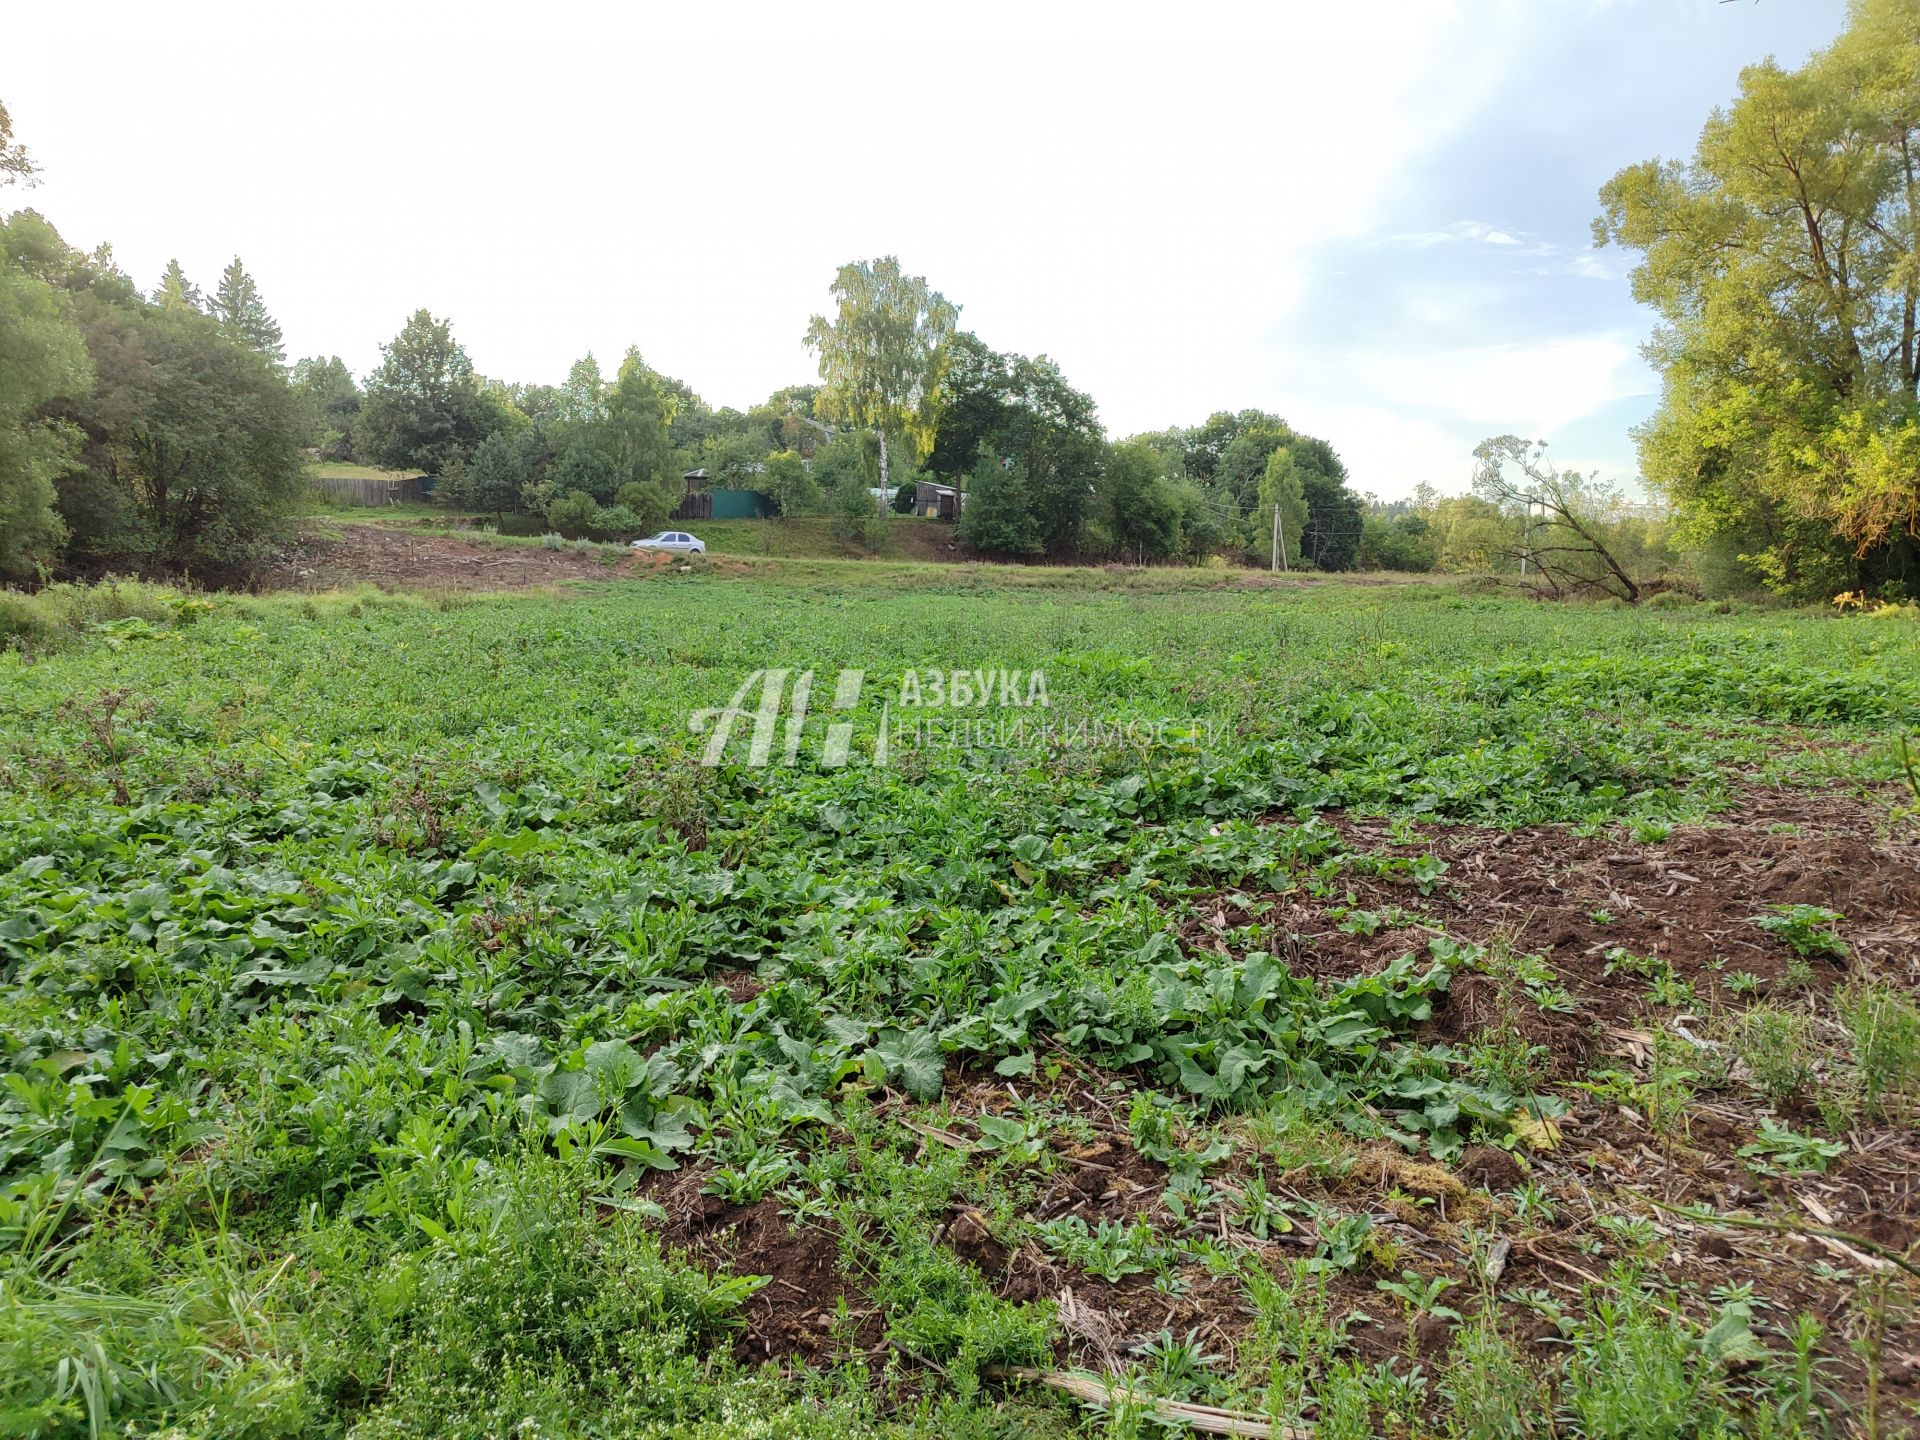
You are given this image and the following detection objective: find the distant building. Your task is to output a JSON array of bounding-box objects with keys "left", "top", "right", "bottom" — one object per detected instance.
[{"left": 915, "top": 480, "right": 960, "bottom": 521}]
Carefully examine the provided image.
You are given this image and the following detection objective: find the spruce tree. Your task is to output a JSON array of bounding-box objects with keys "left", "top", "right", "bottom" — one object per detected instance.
[
  {"left": 212, "top": 256, "right": 284, "bottom": 363},
  {"left": 154, "top": 258, "right": 202, "bottom": 312},
  {"left": 955, "top": 446, "right": 1041, "bottom": 557}
]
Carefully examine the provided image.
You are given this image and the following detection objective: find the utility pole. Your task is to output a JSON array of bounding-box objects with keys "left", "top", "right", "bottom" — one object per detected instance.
[{"left": 1271, "top": 504, "right": 1289, "bottom": 574}]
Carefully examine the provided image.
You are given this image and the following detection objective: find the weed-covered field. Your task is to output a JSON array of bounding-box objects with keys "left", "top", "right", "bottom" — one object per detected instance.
[{"left": 2, "top": 571, "right": 1918, "bottom": 1438}]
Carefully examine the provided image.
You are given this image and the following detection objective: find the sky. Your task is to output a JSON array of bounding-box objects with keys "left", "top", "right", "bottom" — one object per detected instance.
[{"left": 4, "top": 0, "right": 1851, "bottom": 499}]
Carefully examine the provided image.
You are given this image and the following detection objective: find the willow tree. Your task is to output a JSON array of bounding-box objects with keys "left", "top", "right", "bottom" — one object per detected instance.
[
  {"left": 1595, "top": 0, "right": 1920, "bottom": 597},
  {"left": 804, "top": 257, "right": 959, "bottom": 512}
]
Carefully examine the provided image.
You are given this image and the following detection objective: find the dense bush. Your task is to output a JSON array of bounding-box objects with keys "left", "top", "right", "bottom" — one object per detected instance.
[
  {"left": 2, "top": 211, "right": 307, "bottom": 582},
  {"left": 544, "top": 488, "right": 601, "bottom": 539},
  {"left": 589, "top": 504, "right": 643, "bottom": 541}
]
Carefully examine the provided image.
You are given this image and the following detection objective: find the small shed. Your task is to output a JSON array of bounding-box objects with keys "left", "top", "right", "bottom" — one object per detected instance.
[{"left": 915, "top": 480, "right": 960, "bottom": 521}]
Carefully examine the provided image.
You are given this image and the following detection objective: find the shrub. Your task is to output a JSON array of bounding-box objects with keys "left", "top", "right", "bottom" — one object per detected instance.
[
  {"left": 1644, "top": 589, "right": 1699, "bottom": 610},
  {"left": 588, "top": 505, "right": 643, "bottom": 542},
  {"left": 544, "top": 488, "right": 600, "bottom": 539},
  {"left": 1723, "top": 1004, "right": 1820, "bottom": 1108},
  {"left": 0, "top": 579, "right": 191, "bottom": 652},
  {"left": 1839, "top": 981, "right": 1920, "bottom": 1120}
]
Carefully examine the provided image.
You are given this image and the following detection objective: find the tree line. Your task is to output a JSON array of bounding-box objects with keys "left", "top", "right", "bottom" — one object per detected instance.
[{"left": 0, "top": 157, "right": 1380, "bottom": 578}]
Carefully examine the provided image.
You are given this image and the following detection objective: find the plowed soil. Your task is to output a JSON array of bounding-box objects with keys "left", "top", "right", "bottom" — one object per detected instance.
[
  {"left": 642, "top": 784, "right": 1920, "bottom": 1415},
  {"left": 259, "top": 522, "right": 694, "bottom": 591}
]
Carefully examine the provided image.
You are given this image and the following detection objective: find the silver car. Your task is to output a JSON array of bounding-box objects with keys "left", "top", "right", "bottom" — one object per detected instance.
[{"left": 631, "top": 530, "right": 706, "bottom": 554}]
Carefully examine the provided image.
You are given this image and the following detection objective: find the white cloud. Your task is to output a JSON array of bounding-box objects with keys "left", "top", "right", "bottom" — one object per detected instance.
[
  {"left": 1377, "top": 220, "right": 1617, "bottom": 279},
  {"left": 1281, "top": 402, "right": 1483, "bottom": 497},
  {"left": 1366, "top": 333, "right": 1652, "bottom": 433}
]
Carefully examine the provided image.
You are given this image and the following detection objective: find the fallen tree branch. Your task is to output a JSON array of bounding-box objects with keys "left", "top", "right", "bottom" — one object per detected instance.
[
  {"left": 1000, "top": 1367, "right": 1311, "bottom": 1438},
  {"left": 1642, "top": 1196, "right": 1920, "bottom": 1279}
]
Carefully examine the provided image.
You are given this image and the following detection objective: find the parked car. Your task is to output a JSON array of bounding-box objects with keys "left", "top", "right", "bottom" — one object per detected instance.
[{"left": 631, "top": 530, "right": 706, "bottom": 554}]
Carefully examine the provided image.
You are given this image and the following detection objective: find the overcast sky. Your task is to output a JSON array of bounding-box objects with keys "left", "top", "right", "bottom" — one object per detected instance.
[{"left": 5, "top": 0, "right": 1848, "bottom": 498}]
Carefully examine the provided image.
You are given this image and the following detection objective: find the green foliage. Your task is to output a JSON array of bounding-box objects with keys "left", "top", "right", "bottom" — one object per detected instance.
[
  {"left": 543, "top": 487, "right": 601, "bottom": 538},
  {"left": 0, "top": 100, "right": 36, "bottom": 185},
  {"left": 597, "top": 349, "right": 679, "bottom": 531},
  {"left": 1473, "top": 436, "right": 1648, "bottom": 601},
  {"left": 1036, "top": 1215, "right": 1161, "bottom": 1282},
  {"left": 289, "top": 355, "right": 361, "bottom": 460},
  {"left": 1737, "top": 1118, "right": 1845, "bottom": 1175},
  {"left": 589, "top": 505, "right": 644, "bottom": 542},
  {"left": 0, "top": 229, "right": 89, "bottom": 579},
  {"left": 829, "top": 460, "right": 883, "bottom": 547},
  {"left": 1257, "top": 447, "right": 1310, "bottom": 568},
  {"left": 210, "top": 256, "right": 284, "bottom": 364},
  {"left": 0, "top": 575, "right": 1911, "bottom": 1434},
  {"left": 455, "top": 427, "right": 541, "bottom": 515},
  {"left": 761, "top": 448, "right": 819, "bottom": 517},
  {"left": 1300, "top": 460, "right": 1364, "bottom": 572},
  {"left": 8, "top": 220, "right": 311, "bottom": 582},
  {"left": 955, "top": 448, "right": 1041, "bottom": 557},
  {"left": 1102, "top": 439, "right": 1187, "bottom": 562},
  {"left": 357, "top": 310, "right": 490, "bottom": 475},
  {"left": 1595, "top": 0, "right": 1920, "bottom": 596},
  {"left": 550, "top": 440, "right": 618, "bottom": 506},
  {"left": 1837, "top": 981, "right": 1920, "bottom": 1121},
  {"left": 806, "top": 256, "right": 959, "bottom": 501},
  {"left": 1752, "top": 905, "right": 1848, "bottom": 960},
  {"left": 1723, "top": 1005, "right": 1819, "bottom": 1108},
  {"left": 928, "top": 334, "right": 1104, "bottom": 554},
  {"left": 1559, "top": 1285, "right": 1729, "bottom": 1439}
]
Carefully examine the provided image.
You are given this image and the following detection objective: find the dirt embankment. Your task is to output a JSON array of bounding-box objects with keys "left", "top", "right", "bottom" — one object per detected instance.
[{"left": 257, "top": 523, "right": 694, "bottom": 591}]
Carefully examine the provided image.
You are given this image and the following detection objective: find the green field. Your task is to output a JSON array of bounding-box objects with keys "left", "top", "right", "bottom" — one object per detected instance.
[{"left": 2, "top": 572, "right": 1918, "bottom": 1437}]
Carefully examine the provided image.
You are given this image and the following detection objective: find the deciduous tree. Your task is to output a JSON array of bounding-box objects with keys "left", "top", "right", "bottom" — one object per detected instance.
[
  {"left": 1596, "top": 0, "right": 1920, "bottom": 596},
  {"left": 760, "top": 449, "right": 818, "bottom": 517},
  {"left": 1471, "top": 436, "right": 1642, "bottom": 602},
  {"left": 358, "top": 310, "right": 485, "bottom": 474},
  {"left": 0, "top": 230, "right": 90, "bottom": 578},
  {"left": 0, "top": 99, "right": 37, "bottom": 186},
  {"left": 290, "top": 355, "right": 360, "bottom": 459},
  {"left": 1257, "top": 450, "right": 1309, "bottom": 570},
  {"left": 956, "top": 447, "right": 1041, "bottom": 557},
  {"left": 598, "top": 348, "right": 678, "bottom": 531},
  {"left": 805, "top": 257, "right": 959, "bottom": 512}
]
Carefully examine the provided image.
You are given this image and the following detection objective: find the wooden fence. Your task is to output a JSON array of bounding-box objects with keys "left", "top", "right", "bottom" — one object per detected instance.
[{"left": 311, "top": 474, "right": 431, "bottom": 507}]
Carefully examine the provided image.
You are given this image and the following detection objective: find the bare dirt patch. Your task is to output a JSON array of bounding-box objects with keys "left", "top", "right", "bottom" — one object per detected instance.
[
  {"left": 258, "top": 522, "right": 684, "bottom": 591},
  {"left": 256, "top": 519, "right": 1370, "bottom": 594},
  {"left": 639, "top": 1166, "right": 882, "bottom": 1366},
  {"left": 1285, "top": 785, "right": 1920, "bottom": 996}
]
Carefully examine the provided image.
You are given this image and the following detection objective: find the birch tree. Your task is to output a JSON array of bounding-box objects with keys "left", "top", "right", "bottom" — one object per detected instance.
[{"left": 804, "top": 257, "right": 959, "bottom": 513}]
